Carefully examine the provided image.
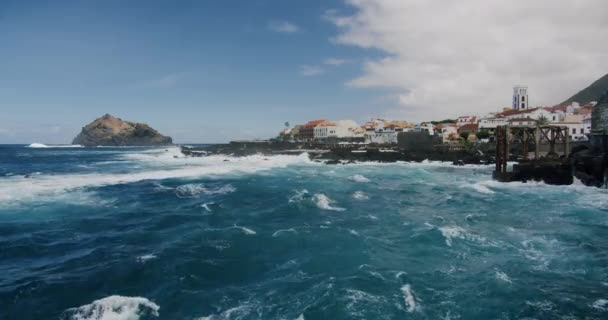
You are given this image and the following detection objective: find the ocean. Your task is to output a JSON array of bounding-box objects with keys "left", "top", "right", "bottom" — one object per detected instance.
[{"left": 0, "top": 144, "right": 607, "bottom": 319}]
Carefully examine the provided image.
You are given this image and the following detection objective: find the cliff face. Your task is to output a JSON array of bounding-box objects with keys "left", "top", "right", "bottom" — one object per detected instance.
[{"left": 72, "top": 114, "right": 173, "bottom": 146}]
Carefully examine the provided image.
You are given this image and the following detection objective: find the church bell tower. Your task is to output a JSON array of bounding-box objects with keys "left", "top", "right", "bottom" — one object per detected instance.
[{"left": 513, "top": 86, "right": 528, "bottom": 111}]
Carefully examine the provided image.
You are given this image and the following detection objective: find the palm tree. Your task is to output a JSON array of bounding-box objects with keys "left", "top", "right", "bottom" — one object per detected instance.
[{"left": 537, "top": 115, "right": 549, "bottom": 126}]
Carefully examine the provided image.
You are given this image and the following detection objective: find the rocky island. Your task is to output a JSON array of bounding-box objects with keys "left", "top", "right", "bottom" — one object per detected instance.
[{"left": 72, "top": 114, "right": 173, "bottom": 147}]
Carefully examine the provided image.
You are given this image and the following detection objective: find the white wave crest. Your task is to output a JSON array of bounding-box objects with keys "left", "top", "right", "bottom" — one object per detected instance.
[
  {"left": 468, "top": 181, "right": 495, "bottom": 194},
  {"left": 438, "top": 225, "right": 487, "bottom": 247},
  {"left": 233, "top": 225, "right": 256, "bottom": 235},
  {"left": 201, "top": 202, "right": 214, "bottom": 212},
  {"left": 401, "top": 284, "right": 417, "bottom": 313},
  {"left": 350, "top": 174, "right": 370, "bottom": 183},
  {"left": 175, "top": 183, "right": 235, "bottom": 198},
  {"left": 27, "top": 143, "right": 83, "bottom": 148},
  {"left": 0, "top": 152, "right": 309, "bottom": 204},
  {"left": 591, "top": 299, "right": 608, "bottom": 311},
  {"left": 289, "top": 189, "right": 309, "bottom": 204},
  {"left": 495, "top": 270, "right": 512, "bottom": 284},
  {"left": 352, "top": 191, "right": 369, "bottom": 200},
  {"left": 197, "top": 304, "right": 252, "bottom": 320},
  {"left": 272, "top": 228, "right": 297, "bottom": 237},
  {"left": 313, "top": 193, "right": 345, "bottom": 211},
  {"left": 137, "top": 254, "right": 157, "bottom": 263},
  {"left": 64, "top": 295, "right": 159, "bottom": 320}
]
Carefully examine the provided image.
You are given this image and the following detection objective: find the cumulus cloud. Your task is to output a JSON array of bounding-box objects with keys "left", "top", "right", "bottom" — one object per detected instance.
[
  {"left": 268, "top": 20, "right": 300, "bottom": 33},
  {"left": 324, "top": 58, "right": 350, "bottom": 66},
  {"left": 300, "top": 65, "right": 325, "bottom": 76},
  {"left": 328, "top": 0, "right": 608, "bottom": 121}
]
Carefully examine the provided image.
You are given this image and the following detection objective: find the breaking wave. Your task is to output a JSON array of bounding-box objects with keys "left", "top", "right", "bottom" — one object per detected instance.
[
  {"left": 400, "top": 284, "right": 417, "bottom": 313},
  {"left": 0, "top": 152, "right": 312, "bottom": 204},
  {"left": 313, "top": 193, "right": 345, "bottom": 211},
  {"left": 27, "top": 143, "right": 83, "bottom": 148},
  {"left": 352, "top": 191, "right": 369, "bottom": 200},
  {"left": 350, "top": 174, "right": 370, "bottom": 183},
  {"left": 175, "top": 183, "right": 235, "bottom": 198},
  {"left": 62, "top": 295, "right": 159, "bottom": 320}
]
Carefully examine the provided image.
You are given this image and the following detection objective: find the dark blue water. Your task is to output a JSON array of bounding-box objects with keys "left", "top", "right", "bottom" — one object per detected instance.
[{"left": 1, "top": 144, "right": 607, "bottom": 319}]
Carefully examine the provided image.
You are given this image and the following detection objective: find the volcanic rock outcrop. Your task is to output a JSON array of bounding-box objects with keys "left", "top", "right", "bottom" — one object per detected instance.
[{"left": 72, "top": 114, "right": 173, "bottom": 146}]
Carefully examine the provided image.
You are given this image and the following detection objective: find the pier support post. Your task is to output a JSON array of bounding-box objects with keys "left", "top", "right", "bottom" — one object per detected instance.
[
  {"left": 564, "top": 127, "right": 570, "bottom": 156},
  {"left": 535, "top": 126, "right": 540, "bottom": 160}
]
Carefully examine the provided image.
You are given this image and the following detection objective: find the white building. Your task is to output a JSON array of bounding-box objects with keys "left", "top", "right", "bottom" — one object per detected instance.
[
  {"left": 478, "top": 116, "right": 507, "bottom": 133},
  {"left": 314, "top": 120, "right": 361, "bottom": 140},
  {"left": 554, "top": 115, "right": 588, "bottom": 141},
  {"left": 414, "top": 122, "right": 435, "bottom": 135},
  {"left": 503, "top": 107, "right": 555, "bottom": 122},
  {"left": 583, "top": 113, "right": 592, "bottom": 135},
  {"left": 366, "top": 128, "right": 398, "bottom": 144},
  {"left": 507, "top": 118, "right": 537, "bottom": 127},
  {"left": 439, "top": 124, "right": 459, "bottom": 143},
  {"left": 456, "top": 116, "right": 477, "bottom": 128},
  {"left": 513, "top": 85, "right": 529, "bottom": 111}
]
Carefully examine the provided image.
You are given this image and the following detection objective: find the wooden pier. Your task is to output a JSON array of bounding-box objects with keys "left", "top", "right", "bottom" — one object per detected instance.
[{"left": 493, "top": 125, "right": 573, "bottom": 184}]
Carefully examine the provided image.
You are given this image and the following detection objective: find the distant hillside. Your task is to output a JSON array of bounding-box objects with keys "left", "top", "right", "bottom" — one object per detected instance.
[{"left": 561, "top": 73, "right": 608, "bottom": 105}]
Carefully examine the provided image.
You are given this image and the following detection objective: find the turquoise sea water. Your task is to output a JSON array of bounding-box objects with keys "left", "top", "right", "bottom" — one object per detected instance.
[{"left": 1, "top": 144, "right": 607, "bottom": 319}]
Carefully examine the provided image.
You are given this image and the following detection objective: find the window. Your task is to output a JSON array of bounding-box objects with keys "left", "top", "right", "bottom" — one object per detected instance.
[
  {"left": 572, "top": 128, "right": 576, "bottom": 134},
  {"left": 521, "top": 103, "right": 525, "bottom": 108},
  {"left": 522, "top": 96, "right": 525, "bottom": 102},
  {"left": 581, "top": 128, "right": 584, "bottom": 134}
]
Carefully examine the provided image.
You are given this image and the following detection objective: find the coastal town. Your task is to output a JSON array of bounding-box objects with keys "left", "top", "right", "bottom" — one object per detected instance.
[{"left": 276, "top": 86, "right": 596, "bottom": 147}]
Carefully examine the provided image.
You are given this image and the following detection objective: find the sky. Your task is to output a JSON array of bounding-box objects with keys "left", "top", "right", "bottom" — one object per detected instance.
[{"left": 1, "top": 0, "right": 608, "bottom": 144}]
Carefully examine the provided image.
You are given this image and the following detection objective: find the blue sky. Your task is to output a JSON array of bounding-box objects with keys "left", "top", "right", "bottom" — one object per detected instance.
[
  {"left": 0, "top": 0, "right": 386, "bottom": 143},
  {"left": 2, "top": 0, "right": 607, "bottom": 143}
]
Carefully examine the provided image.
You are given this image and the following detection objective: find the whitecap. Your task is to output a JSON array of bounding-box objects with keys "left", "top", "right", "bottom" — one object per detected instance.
[
  {"left": 137, "top": 254, "right": 157, "bottom": 263},
  {"left": 401, "top": 284, "right": 417, "bottom": 313},
  {"left": 175, "top": 183, "right": 235, "bottom": 198},
  {"left": 272, "top": 228, "right": 297, "bottom": 237},
  {"left": 350, "top": 174, "right": 370, "bottom": 183},
  {"left": 349, "top": 229, "right": 360, "bottom": 236},
  {"left": 197, "top": 305, "right": 251, "bottom": 320},
  {"left": 352, "top": 191, "right": 369, "bottom": 200},
  {"left": 438, "top": 225, "right": 487, "bottom": 247},
  {"left": 175, "top": 183, "right": 207, "bottom": 198},
  {"left": 468, "top": 181, "right": 495, "bottom": 194},
  {"left": 233, "top": 225, "right": 256, "bottom": 235},
  {"left": 495, "top": 270, "right": 512, "bottom": 284},
  {"left": 0, "top": 153, "right": 312, "bottom": 204},
  {"left": 201, "top": 202, "right": 214, "bottom": 212},
  {"left": 313, "top": 193, "right": 345, "bottom": 211},
  {"left": 289, "top": 189, "right": 309, "bottom": 204},
  {"left": 295, "top": 314, "right": 305, "bottom": 320},
  {"left": 64, "top": 295, "right": 159, "bottom": 320},
  {"left": 27, "top": 143, "right": 83, "bottom": 148},
  {"left": 591, "top": 299, "right": 608, "bottom": 311}
]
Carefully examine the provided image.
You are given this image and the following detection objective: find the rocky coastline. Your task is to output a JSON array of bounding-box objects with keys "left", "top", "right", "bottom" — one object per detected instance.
[{"left": 180, "top": 141, "right": 495, "bottom": 165}]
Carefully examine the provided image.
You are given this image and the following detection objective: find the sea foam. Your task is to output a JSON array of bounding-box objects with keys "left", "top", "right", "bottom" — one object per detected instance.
[
  {"left": 400, "top": 284, "right": 417, "bottom": 313},
  {"left": 63, "top": 295, "right": 159, "bottom": 320},
  {"left": 313, "top": 193, "right": 345, "bottom": 211},
  {"left": 27, "top": 143, "right": 84, "bottom": 148},
  {"left": 0, "top": 151, "right": 311, "bottom": 204}
]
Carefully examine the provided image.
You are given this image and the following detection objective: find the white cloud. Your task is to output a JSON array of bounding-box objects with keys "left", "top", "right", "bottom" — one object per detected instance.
[
  {"left": 324, "top": 58, "right": 350, "bottom": 66},
  {"left": 300, "top": 65, "right": 325, "bottom": 76},
  {"left": 328, "top": 0, "right": 608, "bottom": 121},
  {"left": 268, "top": 20, "right": 300, "bottom": 33}
]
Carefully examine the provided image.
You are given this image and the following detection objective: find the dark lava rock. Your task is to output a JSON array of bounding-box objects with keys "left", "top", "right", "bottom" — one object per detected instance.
[{"left": 72, "top": 114, "right": 172, "bottom": 147}]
